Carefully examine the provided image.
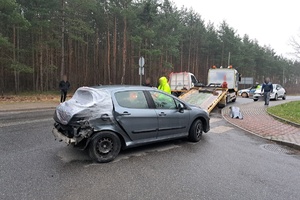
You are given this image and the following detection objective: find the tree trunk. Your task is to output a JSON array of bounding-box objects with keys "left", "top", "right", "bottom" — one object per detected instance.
[
  {"left": 112, "top": 16, "right": 117, "bottom": 84},
  {"left": 188, "top": 34, "right": 192, "bottom": 72},
  {"left": 121, "top": 16, "right": 127, "bottom": 85},
  {"left": 39, "top": 30, "right": 43, "bottom": 92},
  {"left": 195, "top": 43, "right": 199, "bottom": 76},
  {"left": 32, "top": 33, "right": 36, "bottom": 91},
  {"left": 61, "top": 0, "right": 65, "bottom": 79},
  {"left": 180, "top": 42, "right": 183, "bottom": 72},
  {"left": 68, "top": 37, "right": 73, "bottom": 84},
  {"left": 107, "top": 26, "right": 111, "bottom": 84},
  {"left": 13, "top": 25, "right": 17, "bottom": 94},
  {"left": 84, "top": 37, "right": 89, "bottom": 85},
  {"left": 130, "top": 41, "right": 134, "bottom": 84}
]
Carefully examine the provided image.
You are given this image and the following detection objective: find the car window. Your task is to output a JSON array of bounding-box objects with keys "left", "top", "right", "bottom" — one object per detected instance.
[
  {"left": 191, "top": 75, "right": 197, "bottom": 84},
  {"left": 150, "top": 91, "right": 177, "bottom": 109},
  {"left": 174, "top": 99, "right": 185, "bottom": 109},
  {"left": 115, "top": 91, "right": 148, "bottom": 109}
]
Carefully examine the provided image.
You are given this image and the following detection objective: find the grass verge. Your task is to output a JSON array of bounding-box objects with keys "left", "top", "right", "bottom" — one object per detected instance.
[
  {"left": 0, "top": 91, "right": 73, "bottom": 103},
  {"left": 268, "top": 101, "right": 300, "bottom": 124}
]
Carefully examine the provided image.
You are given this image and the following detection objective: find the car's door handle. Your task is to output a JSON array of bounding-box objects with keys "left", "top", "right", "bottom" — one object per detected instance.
[
  {"left": 159, "top": 112, "right": 166, "bottom": 117},
  {"left": 120, "top": 111, "right": 131, "bottom": 116}
]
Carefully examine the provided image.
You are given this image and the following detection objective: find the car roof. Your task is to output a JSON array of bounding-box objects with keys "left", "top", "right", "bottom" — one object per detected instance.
[{"left": 90, "top": 85, "right": 156, "bottom": 92}]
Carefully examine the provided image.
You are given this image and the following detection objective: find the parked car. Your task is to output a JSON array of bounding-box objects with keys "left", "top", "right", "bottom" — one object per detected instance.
[
  {"left": 238, "top": 88, "right": 250, "bottom": 98},
  {"left": 238, "top": 85, "right": 259, "bottom": 98},
  {"left": 253, "top": 84, "right": 286, "bottom": 101},
  {"left": 52, "top": 85, "right": 210, "bottom": 163}
]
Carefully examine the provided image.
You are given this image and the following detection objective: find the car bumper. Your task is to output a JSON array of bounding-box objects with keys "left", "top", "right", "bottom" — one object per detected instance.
[
  {"left": 253, "top": 93, "right": 275, "bottom": 99},
  {"left": 52, "top": 127, "right": 76, "bottom": 144},
  {"left": 253, "top": 94, "right": 262, "bottom": 99},
  {"left": 204, "top": 117, "right": 210, "bottom": 133},
  {"left": 270, "top": 93, "right": 275, "bottom": 99}
]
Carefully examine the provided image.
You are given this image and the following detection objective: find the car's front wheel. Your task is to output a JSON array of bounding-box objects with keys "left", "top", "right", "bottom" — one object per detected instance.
[
  {"left": 89, "top": 131, "right": 121, "bottom": 163},
  {"left": 253, "top": 99, "right": 258, "bottom": 101},
  {"left": 274, "top": 94, "right": 278, "bottom": 100},
  {"left": 188, "top": 119, "right": 203, "bottom": 142},
  {"left": 241, "top": 92, "right": 248, "bottom": 98},
  {"left": 282, "top": 93, "right": 286, "bottom": 100}
]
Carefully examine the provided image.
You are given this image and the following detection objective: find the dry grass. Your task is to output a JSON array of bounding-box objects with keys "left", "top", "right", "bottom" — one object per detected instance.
[{"left": 0, "top": 91, "right": 72, "bottom": 103}]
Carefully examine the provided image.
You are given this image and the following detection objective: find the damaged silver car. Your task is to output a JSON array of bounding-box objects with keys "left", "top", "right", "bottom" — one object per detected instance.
[{"left": 52, "top": 86, "right": 210, "bottom": 163}]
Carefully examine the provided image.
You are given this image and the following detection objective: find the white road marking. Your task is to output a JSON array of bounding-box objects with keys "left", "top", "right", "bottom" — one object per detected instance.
[
  {"left": 0, "top": 118, "right": 53, "bottom": 128},
  {"left": 0, "top": 108, "right": 54, "bottom": 115}
]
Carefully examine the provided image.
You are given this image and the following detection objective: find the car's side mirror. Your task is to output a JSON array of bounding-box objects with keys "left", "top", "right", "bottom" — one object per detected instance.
[{"left": 178, "top": 103, "right": 184, "bottom": 113}]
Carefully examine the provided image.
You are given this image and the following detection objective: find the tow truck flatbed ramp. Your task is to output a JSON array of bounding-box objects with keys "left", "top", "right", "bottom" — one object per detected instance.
[{"left": 179, "top": 88, "right": 227, "bottom": 113}]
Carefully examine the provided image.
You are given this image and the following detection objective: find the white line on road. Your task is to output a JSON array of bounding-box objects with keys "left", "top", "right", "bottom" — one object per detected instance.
[
  {"left": 0, "top": 108, "right": 54, "bottom": 115},
  {"left": 0, "top": 118, "right": 53, "bottom": 128}
]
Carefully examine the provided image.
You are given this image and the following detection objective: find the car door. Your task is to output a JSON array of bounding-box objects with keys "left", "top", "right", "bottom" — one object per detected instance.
[
  {"left": 277, "top": 85, "right": 285, "bottom": 97},
  {"left": 148, "top": 91, "right": 190, "bottom": 139},
  {"left": 113, "top": 90, "right": 158, "bottom": 141}
]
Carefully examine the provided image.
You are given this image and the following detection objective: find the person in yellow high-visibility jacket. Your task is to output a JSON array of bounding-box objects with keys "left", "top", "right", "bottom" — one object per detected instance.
[{"left": 158, "top": 76, "right": 171, "bottom": 94}]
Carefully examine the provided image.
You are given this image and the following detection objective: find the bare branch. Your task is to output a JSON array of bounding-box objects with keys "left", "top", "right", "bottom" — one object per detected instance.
[{"left": 289, "top": 34, "right": 300, "bottom": 59}]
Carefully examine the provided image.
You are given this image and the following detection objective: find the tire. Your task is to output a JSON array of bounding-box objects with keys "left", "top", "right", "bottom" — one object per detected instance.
[
  {"left": 188, "top": 119, "right": 203, "bottom": 142},
  {"left": 253, "top": 99, "right": 258, "bottom": 101},
  {"left": 241, "top": 92, "right": 248, "bottom": 98},
  {"left": 226, "top": 96, "right": 230, "bottom": 104},
  {"left": 232, "top": 98, "right": 236, "bottom": 102},
  {"left": 89, "top": 131, "right": 121, "bottom": 163},
  {"left": 274, "top": 94, "right": 278, "bottom": 100},
  {"left": 282, "top": 94, "right": 286, "bottom": 100},
  {"left": 218, "top": 103, "right": 226, "bottom": 108}
]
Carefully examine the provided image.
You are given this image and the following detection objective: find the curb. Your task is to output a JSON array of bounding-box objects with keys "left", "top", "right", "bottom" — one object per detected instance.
[
  {"left": 267, "top": 111, "right": 300, "bottom": 128},
  {"left": 221, "top": 107, "right": 300, "bottom": 150}
]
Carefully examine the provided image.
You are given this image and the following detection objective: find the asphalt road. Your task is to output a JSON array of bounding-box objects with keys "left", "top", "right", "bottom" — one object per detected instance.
[{"left": 1, "top": 98, "right": 300, "bottom": 200}]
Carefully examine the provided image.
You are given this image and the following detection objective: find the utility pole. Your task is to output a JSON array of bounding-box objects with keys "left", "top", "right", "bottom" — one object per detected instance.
[{"left": 228, "top": 52, "right": 231, "bottom": 66}]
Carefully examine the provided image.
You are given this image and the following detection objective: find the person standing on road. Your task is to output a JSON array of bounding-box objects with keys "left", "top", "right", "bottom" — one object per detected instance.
[
  {"left": 59, "top": 75, "right": 70, "bottom": 103},
  {"left": 158, "top": 76, "right": 171, "bottom": 94},
  {"left": 261, "top": 77, "right": 273, "bottom": 105}
]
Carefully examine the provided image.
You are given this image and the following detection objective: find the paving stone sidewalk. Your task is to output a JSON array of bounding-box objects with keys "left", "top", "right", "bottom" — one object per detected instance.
[{"left": 222, "top": 100, "right": 300, "bottom": 148}]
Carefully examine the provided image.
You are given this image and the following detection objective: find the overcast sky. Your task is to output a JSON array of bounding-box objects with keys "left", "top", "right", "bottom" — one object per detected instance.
[{"left": 172, "top": 0, "right": 300, "bottom": 59}]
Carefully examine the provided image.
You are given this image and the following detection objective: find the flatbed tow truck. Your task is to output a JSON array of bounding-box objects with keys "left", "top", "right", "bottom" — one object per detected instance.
[{"left": 176, "top": 66, "right": 241, "bottom": 113}]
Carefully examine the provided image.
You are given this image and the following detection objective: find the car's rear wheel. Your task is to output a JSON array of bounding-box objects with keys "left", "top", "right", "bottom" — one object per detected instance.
[
  {"left": 282, "top": 93, "right": 286, "bottom": 100},
  {"left": 241, "top": 92, "right": 248, "bottom": 98},
  {"left": 253, "top": 99, "right": 258, "bottom": 101},
  {"left": 89, "top": 131, "right": 121, "bottom": 163},
  {"left": 188, "top": 119, "right": 203, "bottom": 142}
]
